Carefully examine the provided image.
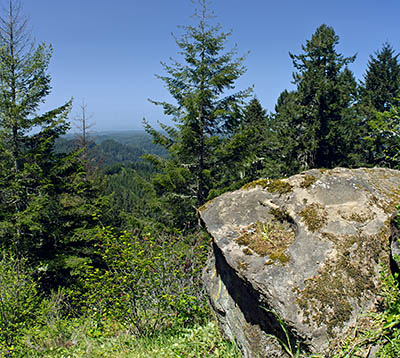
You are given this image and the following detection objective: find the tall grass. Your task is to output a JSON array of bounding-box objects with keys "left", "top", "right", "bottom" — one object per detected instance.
[{"left": 20, "top": 319, "right": 241, "bottom": 358}]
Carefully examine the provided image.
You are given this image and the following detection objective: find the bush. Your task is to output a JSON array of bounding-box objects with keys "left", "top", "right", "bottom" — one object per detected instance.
[
  {"left": 79, "top": 225, "right": 209, "bottom": 336},
  {"left": 0, "top": 251, "right": 40, "bottom": 356}
]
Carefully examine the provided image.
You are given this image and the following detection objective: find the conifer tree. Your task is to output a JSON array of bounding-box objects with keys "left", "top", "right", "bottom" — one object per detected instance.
[
  {"left": 271, "top": 90, "right": 304, "bottom": 175},
  {"left": 0, "top": 1, "right": 105, "bottom": 286},
  {"left": 368, "top": 97, "right": 400, "bottom": 168},
  {"left": 360, "top": 43, "right": 400, "bottom": 166},
  {"left": 144, "top": 0, "right": 250, "bottom": 225},
  {"left": 362, "top": 43, "right": 400, "bottom": 112},
  {"left": 272, "top": 25, "right": 361, "bottom": 172},
  {"left": 211, "top": 98, "right": 274, "bottom": 194}
]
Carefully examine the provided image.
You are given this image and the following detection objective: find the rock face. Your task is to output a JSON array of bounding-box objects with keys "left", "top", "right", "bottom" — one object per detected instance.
[{"left": 199, "top": 168, "right": 400, "bottom": 357}]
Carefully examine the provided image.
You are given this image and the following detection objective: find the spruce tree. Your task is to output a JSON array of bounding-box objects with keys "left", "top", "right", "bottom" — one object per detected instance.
[
  {"left": 271, "top": 90, "right": 304, "bottom": 175},
  {"left": 362, "top": 43, "right": 400, "bottom": 112},
  {"left": 360, "top": 43, "right": 400, "bottom": 166},
  {"left": 273, "top": 25, "right": 361, "bottom": 172},
  {"left": 0, "top": 0, "right": 105, "bottom": 286},
  {"left": 144, "top": 0, "right": 250, "bottom": 225},
  {"left": 210, "top": 98, "right": 274, "bottom": 194}
]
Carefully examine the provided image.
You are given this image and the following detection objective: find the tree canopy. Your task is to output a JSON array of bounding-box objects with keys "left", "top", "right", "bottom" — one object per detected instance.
[
  {"left": 144, "top": 0, "right": 250, "bottom": 226},
  {"left": 271, "top": 24, "right": 361, "bottom": 173}
]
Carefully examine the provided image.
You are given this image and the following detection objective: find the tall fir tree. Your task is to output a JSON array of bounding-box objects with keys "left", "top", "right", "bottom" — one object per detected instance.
[
  {"left": 210, "top": 97, "right": 277, "bottom": 196},
  {"left": 271, "top": 89, "right": 304, "bottom": 175},
  {"left": 144, "top": 0, "right": 250, "bottom": 226},
  {"left": 360, "top": 43, "right": 400, "bottom": 166},
  {"left": 0, "top": 0, "right": 106, "bottom": 286},
  {"left": 362, "top": 43, "right": 400, "bottom": 112},
  {"left": 272, "top": 25, "right": 361, "bottom": 173}
]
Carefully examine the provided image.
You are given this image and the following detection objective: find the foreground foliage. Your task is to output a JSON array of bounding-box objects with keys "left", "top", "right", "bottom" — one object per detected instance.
[
  {"left": 0, "top": 251, "right": 39, "bottom": 355},
  {"left": 21, "top": 320, "right": 241, "bottom": 358},
  {"left": 1, "top": 1, "right": 400, "bottom": 358},
  {"left": 78, "top": 226, "right": 210, "bottom": 337}
]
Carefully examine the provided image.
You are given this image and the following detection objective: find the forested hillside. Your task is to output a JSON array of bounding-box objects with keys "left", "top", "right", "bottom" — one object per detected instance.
[{"left": 1, "top": 0, "right": 400, "bottom": 357}]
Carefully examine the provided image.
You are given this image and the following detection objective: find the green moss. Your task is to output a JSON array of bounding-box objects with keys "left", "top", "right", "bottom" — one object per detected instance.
[
  {"left": 197, "top": 197, "right": 217, "bottom": 213},
  {"left": 268, "top": 250, "right": 290, "bottom": 264},
  {"left": 300, "top": 174, "right": 317, "bottom": 189},
  {"left": 267, "top": 179, "right": 293, "bottom": 195},
  {"left": 340, "top": 211, "right": 374, "bottom": 223},
  {"left": 241, "top": 178, "right": 293, "bottom": 196},
  {"left": 270, "top": 208, "right": 292, "bottom": 223},
  {"left": 299, "top": 203, "right": 327, "bottom": 232},
  {"left": 295, "top": 223, "right": 392, "bottom": 337},
  {"left": 241, "top": 179, "right": 270, "bottom": 190},
  {"left": 235, "top": 220, "right": 295, "bottom": 264}
]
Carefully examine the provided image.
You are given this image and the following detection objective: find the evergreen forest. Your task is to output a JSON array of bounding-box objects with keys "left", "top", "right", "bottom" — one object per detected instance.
[{"left": 1, "top": 0, "right": 400, "bottom": 357}]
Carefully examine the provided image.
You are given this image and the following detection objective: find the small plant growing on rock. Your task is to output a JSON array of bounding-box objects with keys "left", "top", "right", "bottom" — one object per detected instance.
[
  {"left": 235, "top": 220, "right": 295, "bottom": 264},
  {"left": 262, "top": 307, "right": 301, "bottom": 358}
]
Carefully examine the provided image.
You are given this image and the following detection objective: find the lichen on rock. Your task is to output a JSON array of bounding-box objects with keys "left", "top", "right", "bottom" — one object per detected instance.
[{"left": 200, "top": 167, "right": 400, "bottom": 358}]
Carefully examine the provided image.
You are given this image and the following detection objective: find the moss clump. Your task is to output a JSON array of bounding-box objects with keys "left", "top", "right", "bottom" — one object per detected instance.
[
  {"left": 340, "top": 211, "right": 374, "bottom": 223},
  {"left": 300, "top": 174, "right": 317, "bottom": 189},
  {"left": 267, "top": 179, "right": 293, "bottom": 195},
  {"left": 237, "top": 260, "right": 249, "bottom": 271},
  {"left": 299, "top": 203, "right": 327, "bottom": 232},
  {"left": 270, "top": 208, "right": 292, "bottom": 223},
  {"left": 241, "top": 179, "right": 270, "bottom": 190},
  {"left": 235, "top": 220, "right": 295, "bottom": 264},
  {"left": 267, "top": 250, "right": 290, "bottom": 264},
  {"left": 197, "top": 197, "right": 217, "bottom": 213},
  {"left": 241, "top": 178, "right": 293, "bottom": 196}
]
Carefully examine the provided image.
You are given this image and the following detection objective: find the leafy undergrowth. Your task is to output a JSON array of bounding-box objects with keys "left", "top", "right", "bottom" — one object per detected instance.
[{"left": 19, "top": 320, "right": 241, "bottom": 358}]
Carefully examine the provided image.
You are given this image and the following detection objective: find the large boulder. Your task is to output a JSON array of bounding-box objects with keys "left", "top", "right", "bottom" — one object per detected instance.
[{"left": 199, "top": 168, "right": 400, "bottom": 357}]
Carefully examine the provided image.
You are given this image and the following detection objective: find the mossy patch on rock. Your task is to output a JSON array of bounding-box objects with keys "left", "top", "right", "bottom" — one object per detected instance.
[
  {"left": 242, "top": 178, "right": 293, "bottom": 196},
  {"left": 267, "top": 179, "right": 293, "bottom": 195},
  {"left": 197, "top": 197, "right": 217, "bottom": 213},
  {"left": 299, "top": 203, "right": 328, "bottom": 232},
  {"left": 294, "top": 224, "right": 391, "bottom": 337},
  {"left": 300, "top": 174, "right": 317, "bottom": 189},
  {"left": 270, "top": 207, "right": 292, "bottom": 223},
  {"left": 235, "top": 220, "right": 295, "bottom": 264},
  {"left": 339, "top": 210, "right": 375, "bottom": 223}
]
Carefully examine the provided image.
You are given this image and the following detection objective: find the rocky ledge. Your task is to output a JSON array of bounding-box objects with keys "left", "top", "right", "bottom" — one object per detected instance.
[{"left": 199, "top": 167, "right": 400, "bottom": 357}]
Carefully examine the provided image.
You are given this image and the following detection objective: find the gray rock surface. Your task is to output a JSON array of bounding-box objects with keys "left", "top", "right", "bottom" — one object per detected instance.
[{"left": 200, "top": 168, "right": 400, "bottom": 357}]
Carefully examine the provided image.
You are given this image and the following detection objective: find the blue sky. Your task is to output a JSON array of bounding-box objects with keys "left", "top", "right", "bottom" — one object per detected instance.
[{"left": 19, "top": 0, "right": 400, "bottom": 131}]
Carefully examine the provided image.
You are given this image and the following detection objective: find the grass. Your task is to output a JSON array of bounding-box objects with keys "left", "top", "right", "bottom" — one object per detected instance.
[{"left": 19, "top": 320, "right": 242, "bottom": 358}]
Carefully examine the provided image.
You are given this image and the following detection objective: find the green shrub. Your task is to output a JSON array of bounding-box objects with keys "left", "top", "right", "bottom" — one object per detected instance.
[
  {"left": 79, "top": 226, "right": 209, "bottom": 336},
  {"left": 0, "top": 251, "right": 40, "bottom": 356}
]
